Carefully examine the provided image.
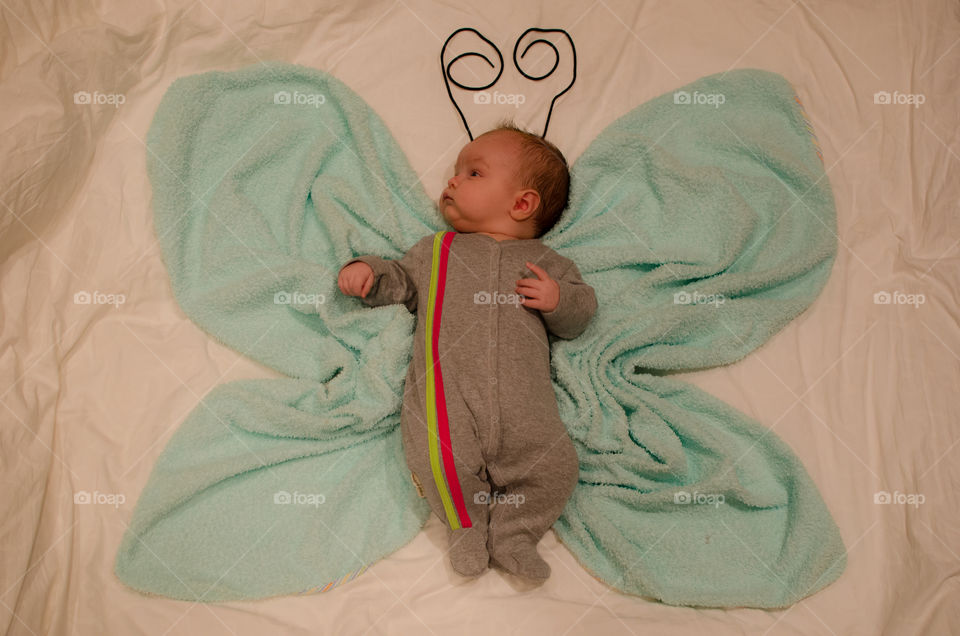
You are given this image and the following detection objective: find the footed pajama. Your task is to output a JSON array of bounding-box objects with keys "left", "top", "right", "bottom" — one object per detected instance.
[{"left": 345, "top": 231, "right": 597, "bottom": 575}]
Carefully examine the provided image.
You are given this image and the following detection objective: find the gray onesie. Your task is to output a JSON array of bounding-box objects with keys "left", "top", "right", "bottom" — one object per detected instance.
[{"left": 343, "top": 230, "right": 597, "bottom": 574}]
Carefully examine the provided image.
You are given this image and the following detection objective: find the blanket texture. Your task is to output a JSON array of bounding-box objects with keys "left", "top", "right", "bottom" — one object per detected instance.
[{"left": 115, "top": 61, "right": 846, "bottom": 607}]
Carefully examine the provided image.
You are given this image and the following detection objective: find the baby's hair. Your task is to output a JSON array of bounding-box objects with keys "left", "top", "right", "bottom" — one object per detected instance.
[{"left": 480, "top": 120, "right": 570, "bottom": 238}]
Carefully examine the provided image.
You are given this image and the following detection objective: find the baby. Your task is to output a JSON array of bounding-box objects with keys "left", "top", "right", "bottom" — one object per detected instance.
[{"left": 338, "top": 123, "right": 597, "bottom": 581}]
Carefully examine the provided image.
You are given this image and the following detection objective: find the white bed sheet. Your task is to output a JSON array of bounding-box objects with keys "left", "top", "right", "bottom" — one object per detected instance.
[{"left": 2, "top": 0, "right": 958, "bottom": 634}]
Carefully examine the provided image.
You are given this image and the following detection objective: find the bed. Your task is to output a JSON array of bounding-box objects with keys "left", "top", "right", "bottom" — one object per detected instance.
[{"left": 1, "top": 0, "right": 958, "bottom": 634}]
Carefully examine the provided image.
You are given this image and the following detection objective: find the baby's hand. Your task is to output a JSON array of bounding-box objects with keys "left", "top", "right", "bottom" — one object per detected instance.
[
  {"left": 338, "top": 262, "right": 375, "bottom": 298},
  {"left": 516, "top": 262, "right": 560, "bottom": 312}
]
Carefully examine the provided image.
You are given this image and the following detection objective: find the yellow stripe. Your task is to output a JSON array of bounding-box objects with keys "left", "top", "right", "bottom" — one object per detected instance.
[{"left": 425, "top": 231, "right": 460, "bottom": 528}]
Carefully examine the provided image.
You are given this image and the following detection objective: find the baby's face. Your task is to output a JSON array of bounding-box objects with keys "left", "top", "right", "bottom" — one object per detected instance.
[{"left": 439, "top": 131, "right": 524, "bottom": 233}]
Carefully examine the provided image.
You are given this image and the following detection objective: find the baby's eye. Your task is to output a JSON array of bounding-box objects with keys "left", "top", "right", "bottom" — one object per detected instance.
[{"left": 470, "top": 170, "right": 481, "bottom": 177}]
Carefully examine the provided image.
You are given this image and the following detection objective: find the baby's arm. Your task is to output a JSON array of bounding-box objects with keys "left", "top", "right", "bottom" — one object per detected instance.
[
  {"left": 338, "top": 245, "right": 421, "bottom": 313},
  {"left": 540, "top": 260, "right": 597, "bottom": 340}
]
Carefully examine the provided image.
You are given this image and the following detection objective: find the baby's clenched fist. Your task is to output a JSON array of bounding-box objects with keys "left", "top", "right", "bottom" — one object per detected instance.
[{"left": 338, "top": 262, "right": 375, "bottom": 298}]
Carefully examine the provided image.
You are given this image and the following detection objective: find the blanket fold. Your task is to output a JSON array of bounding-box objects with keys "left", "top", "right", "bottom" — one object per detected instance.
[{"left": 116, "top": 61, "right": 845, "bottom": 607}]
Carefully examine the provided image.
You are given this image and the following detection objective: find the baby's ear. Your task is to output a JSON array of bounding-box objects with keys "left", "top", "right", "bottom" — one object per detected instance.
[{"left": 513, "top": 189, "right": 540, "bottom": 221}]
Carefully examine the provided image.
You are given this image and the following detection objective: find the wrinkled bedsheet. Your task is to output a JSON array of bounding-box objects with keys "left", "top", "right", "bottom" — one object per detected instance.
[{"left": 1, "top": 0, "right": 958, "bottom": 634}]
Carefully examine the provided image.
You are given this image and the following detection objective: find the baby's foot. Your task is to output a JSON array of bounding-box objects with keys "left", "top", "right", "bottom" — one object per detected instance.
[
  {"left": 489, "top": 540, "right": 551, "bottom": 581},
  {"left": 447, "top": 526, "right": 489, "bottom": 577}
]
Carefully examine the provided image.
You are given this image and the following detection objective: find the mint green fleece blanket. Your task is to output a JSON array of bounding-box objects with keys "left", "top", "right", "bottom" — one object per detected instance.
[{"left": 115, "top": 61, "right": 846, "bottom": 607}]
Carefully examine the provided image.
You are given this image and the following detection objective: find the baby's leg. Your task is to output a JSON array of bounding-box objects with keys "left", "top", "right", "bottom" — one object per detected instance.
[
  {"left": 485, "top": 415, "right": 579, "bottom": 581},
  {"left": 401, "top": 402, "right": 491, "bottom": 577}
]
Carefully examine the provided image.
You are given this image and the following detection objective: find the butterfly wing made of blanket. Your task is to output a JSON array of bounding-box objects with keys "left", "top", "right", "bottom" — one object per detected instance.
[
  {"left": 541, "top": 69, "right": 846, "bottom": 608},
  {"left": 115, "top": 62, "right": 442, "bottom": 601}
]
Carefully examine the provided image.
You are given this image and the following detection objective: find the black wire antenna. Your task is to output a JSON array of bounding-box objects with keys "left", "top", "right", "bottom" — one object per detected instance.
[{"left": 441, "top": 27, "right": 577, "bottom": 140}]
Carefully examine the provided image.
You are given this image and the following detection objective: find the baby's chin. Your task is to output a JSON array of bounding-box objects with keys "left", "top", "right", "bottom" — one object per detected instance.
[{"left": 438, "top": 205, "right": 464, "bottom": 231}]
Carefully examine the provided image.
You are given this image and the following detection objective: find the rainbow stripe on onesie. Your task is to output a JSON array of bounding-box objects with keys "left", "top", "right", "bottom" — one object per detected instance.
[{"left": 425, "top": 231, "right": 472, "bottom": 529}]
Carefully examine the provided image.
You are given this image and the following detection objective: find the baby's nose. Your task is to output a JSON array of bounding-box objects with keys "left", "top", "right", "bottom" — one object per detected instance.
[{"left": 447, "top": 175, "right": 458, "bottom": 188}]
